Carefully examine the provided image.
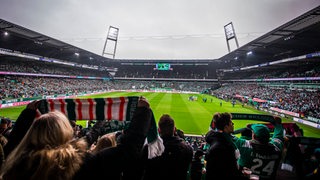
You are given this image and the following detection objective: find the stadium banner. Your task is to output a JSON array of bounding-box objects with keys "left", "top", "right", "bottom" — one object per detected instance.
[
  {"left": 307, "top": 116, "right": 320, "bottom": 123},
  {"left": 0, "top": 101, "right": 31, "bottom": 108},
  {"left": 270, "top": 107, "right": 299, "bottom": 117},
  {"left": 1, "top": 97, "right": 37, "bottom": 105},
  {"left": 293, "top": 117, "right": 320, "bottom": 129}
]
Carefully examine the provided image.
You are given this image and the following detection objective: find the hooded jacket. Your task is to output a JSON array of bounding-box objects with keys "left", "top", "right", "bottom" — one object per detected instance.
[{"left": 205, "top": 130, "right": 246, "bottom": 180}]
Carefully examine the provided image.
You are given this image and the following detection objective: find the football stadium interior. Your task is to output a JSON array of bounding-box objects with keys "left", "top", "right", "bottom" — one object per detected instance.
[{"left": 0, "top": 5, "right": 320, "bottom": 180}]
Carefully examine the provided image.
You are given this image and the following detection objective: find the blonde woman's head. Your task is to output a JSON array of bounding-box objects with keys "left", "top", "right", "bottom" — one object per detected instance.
[{"left": 28, "top": 111, "right": 74, "bottom": 149}]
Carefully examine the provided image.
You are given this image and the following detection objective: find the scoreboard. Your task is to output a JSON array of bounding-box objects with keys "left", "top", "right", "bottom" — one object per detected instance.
[{"left": 154, "top": 63, "right": 172, "bottom": 70}]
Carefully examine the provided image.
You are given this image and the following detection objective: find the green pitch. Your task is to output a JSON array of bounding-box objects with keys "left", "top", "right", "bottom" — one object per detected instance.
[{"left": 1, "top": 91, "right": 319, "bottom": 138}]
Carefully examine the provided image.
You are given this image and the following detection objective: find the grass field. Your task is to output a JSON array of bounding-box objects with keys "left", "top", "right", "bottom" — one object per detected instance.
[{"left": 1, "top": 91, "right": 320, "bottom": 138}]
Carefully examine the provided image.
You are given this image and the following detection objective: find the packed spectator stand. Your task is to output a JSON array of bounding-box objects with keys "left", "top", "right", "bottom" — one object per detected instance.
[{"left": 1, "top": 57, "right": 319, "bottom": 122}]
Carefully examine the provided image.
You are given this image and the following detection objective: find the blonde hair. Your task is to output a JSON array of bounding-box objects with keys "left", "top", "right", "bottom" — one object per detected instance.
[{"left": 0, "top": 111, "right": 87, "bottom": 180}]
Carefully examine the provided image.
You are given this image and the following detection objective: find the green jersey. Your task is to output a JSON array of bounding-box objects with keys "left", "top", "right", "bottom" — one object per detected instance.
[{"left": 233, "top": 124, "right": 284, "bottom": 180}]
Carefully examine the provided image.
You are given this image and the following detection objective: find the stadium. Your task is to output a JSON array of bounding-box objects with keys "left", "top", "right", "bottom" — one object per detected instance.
[{"left": 0, "top": 4, "right": 320, "bottom": 180}]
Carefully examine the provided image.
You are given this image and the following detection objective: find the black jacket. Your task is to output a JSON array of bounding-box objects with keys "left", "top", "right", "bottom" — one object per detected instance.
[
  {"left": 3, "top": 108, "right": 37, "bottom": 157},
  {"left": 142, "top": 135, "right": 193, "bottom": 180},
  {"left": 74, "top": 106, "right": 153, "bottom": 180},
  {"left": 205, "top": 130, "right": 246, "bottom": 180}
]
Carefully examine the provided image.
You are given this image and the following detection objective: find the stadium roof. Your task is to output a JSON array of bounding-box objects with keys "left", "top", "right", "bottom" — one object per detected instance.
[
  {"left": 0, "top": 5, "right": 320, "bottom": 69},
  {"left": 0, "top": 19, "right": 115, "bottom": 66},
  {"left": 218, "top": 5, "right": 320, "bottom": 69}
]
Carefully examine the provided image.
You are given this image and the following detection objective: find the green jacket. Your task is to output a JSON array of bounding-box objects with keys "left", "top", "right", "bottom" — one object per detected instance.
[{"left": 233, "top": 124, "right": 284, "bottom": 180}]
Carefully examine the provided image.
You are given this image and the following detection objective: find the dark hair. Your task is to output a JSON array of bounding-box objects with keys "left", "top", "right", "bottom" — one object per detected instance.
[
  {"left": 241, "top": 127, "right": 252, "bottom": 138},
  {"left": 0, "top": 118, "right": 8, "bottom": 124},
  {"left": 194, "top": 149, "right": 204, "bottom": 158},
  {"left": 158, "top": 114, "right": 175, "bottom": 137},
  {"left": 213, "top": 112, "right": 232, "bottom": 130},
  {"left": 176, "top": 129, "right": 185, "bottom": 139}
]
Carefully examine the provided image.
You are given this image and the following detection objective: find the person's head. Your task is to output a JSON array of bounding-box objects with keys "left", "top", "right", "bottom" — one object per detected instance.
[
  {"left": 251, "top": 124, "right": 270, "bottom": 144},
  {"left": 91, "top": 132, "right": 117, "bottom": 154},
  {"left": 314, "top": 148, "right": 320, "bottom": 161},
  {"left": 26, "top": 111, "right": 74, "bottom": 149},
  {"left": 158, "top": 114, "right": 175, "bottom": 138},
  {"left": 70, "top": 120, "right": 81, "bottom": 138},
  {"left": 6, "top": 119, "right": 13, "bottom": 128},
  {"left": 1, "top": 110, "right": 85, "bottom": 179},
  {"left": 213, "top": 112, "right": 234, "bottom": 133},
  {"left": 175, "top": 129, "right": 185, "bottom": 139},
  {"left": 194, "top": 149, "right": 205, "bottom": 160},
  {"left": 0, "top": 118, "right": 8, "bottom": 132},
  {"left": 5, "top": 110, "right": 74, "bottom": 157},
  {"left": 241, "top": 127, "right": 252, "bottom": 140}
]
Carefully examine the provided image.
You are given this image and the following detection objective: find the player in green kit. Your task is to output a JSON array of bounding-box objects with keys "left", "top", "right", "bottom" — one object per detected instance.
[{"left": 233, "top": 116, "right": 284, "bottom": 180}]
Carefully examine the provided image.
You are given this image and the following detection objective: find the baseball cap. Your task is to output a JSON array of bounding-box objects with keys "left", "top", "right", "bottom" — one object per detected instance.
[{"left": 251, "top": 124, "right": 270, "bottom": 139}]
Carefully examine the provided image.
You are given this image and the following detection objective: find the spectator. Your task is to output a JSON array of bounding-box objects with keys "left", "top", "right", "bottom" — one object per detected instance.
[
  {"left": 70, "top": 120, "right": 81, "bottom": 139},
  {"left": 0, "top": 118, "right": 8, "bottom": 135},
  {"left": 74, "top": 96, "right": 153, "bottom": 180},
  {"left": 240, "top": 127, "right": 252, "bottom": 140},
  {"left": 305, "top": 148, "right": 320, "bottom": 180},
  {"left": 190, "top": 149, "right": 205, "bottom": 180},
  {"left": 3, "top": 100, "right": 40, "bottom": 157},
  {"left": 205, "top": 112, "right": 248, "bottom": 179},
  {"left": 0, "top": 143, "right": 4, "bottom": 170},
  {"left": 0, "top": 110, "right": 87, "bottom": 180},
  {"left": 233, "top": 116, "right": 284, "bottom": 180},
  {"left": 142, "top": 114, "right": 193, "bottom": 180},
  {"left": 175, "top": 128, "right": 185, "bottom": 140},
  {"left": 279, "top": 123, "right": 305, "bottom": 179},
  {"left": 0, "top": 133, "right": 8, "bottom": 169},
  {"left": 2, "top": 119, "right": 13, "bottom": 139},
  {"left": 0, "top": 97, "right": 153, "bottom": 180},
  {"left": 0, "top": 135, "right": 7, "bottom": 148},
  {"left": 89, "top": 132, "right": 117, "bottom": 154}
]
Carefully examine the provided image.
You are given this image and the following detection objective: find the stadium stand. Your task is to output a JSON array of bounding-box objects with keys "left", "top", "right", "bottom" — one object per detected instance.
[{"left": 0, "top": 5, "right": 320, "bottom": 180}]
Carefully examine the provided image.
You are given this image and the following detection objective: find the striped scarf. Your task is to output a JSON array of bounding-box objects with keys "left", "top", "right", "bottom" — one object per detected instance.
[
  {"left": 37, "top": 96, "right": 164, "bottom": 159},
  {"left": 231, "top": 113, "right": 276, "bottom": 123},
  {"left": 37, "top": 97, "right": 138, "bottom": 121}
]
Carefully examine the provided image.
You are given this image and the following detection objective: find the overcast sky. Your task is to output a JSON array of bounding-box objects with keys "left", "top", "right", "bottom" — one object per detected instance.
[{"left": 1, "top": 0, "right": 319, "bottom": 59}]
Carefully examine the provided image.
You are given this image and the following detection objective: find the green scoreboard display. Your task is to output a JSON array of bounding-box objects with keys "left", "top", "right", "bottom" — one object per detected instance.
[{"left": 155, "top": 63, "right": 172, "bottom": 70}]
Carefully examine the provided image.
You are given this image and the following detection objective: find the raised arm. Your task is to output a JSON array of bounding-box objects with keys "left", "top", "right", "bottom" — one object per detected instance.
[{"left": 4, "top": 100, "right": 40, "bottom": 156}]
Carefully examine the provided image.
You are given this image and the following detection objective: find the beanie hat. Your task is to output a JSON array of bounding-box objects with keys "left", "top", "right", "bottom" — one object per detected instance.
[{"left": 251, "top": 124, "right": 270, "bottom": 141}]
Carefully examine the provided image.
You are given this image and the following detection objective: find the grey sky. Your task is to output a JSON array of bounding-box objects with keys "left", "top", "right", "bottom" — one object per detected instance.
[{"left": 1, "top": 0, "right": 319, "bottom": 59}]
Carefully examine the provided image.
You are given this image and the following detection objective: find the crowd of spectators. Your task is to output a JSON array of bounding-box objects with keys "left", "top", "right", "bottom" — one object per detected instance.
[
  {"left": 1, "top": 57, "right": 320, "bottom": 80},
  {"left": 0, "top": 75, "right": 216, "bottom": 100},
  {"left": 0, "top": 76, "right": 111, "bottom": 100},
  {"left": 115, "top": 65, "right": 213, "bottom": 79},
  {"left": 1, "top": 57, "right": 320, "bottom": 121},
  {"left": 212, "top": 83, "right": 320, "bottom": 119},
  {"left": 0, "top": 59, "right": 111, "bottom": 77},
  {"left": 222, "top": 64, "right": 320, "bottom": 80}
]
